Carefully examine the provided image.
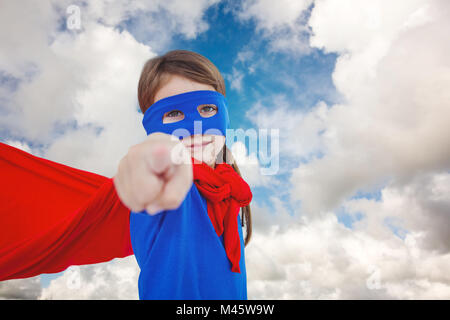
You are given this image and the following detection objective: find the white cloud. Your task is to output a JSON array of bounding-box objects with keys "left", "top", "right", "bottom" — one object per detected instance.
[
  {"left": 234, "top": 0, "right": 313, "bottom": 55},
  {"left": 344, "top": 172, "right": 450, "bottom": 253},
  {"left": 0, "top": 277, "right": 41, "bottom": 300},
  {"left": 90, "top": 0, "right": 221, "bottom": 52},
  {"left": 62, "top": 0, "right": 220, "bottom": 42},
  {"left": 231, "top": 140, "right": 275, "bottom": 187},
  {"left": 3, "top": 139, "right": 33, "bottom": 154},
  {"left": 246, "top": 208, "right": 450, "bottom": 299},
  {"left": 290, "top": 0, "right": 450, "bottom": 216},
  {"left": 239, "top": 0, "right": 450, "bottom": 299},
  {"left": 39, "top": 257, "right": 139, "bottom": 300},
  {"left": 223, "top": 66, "right": 245, "bottom": 92},
  {"left": 238, "top": 0, "right": 313, "bottom": 31},
  {"left": 0, "top": 1, "right": 60, "bottom": 78},
  {"left": 246, "top": 97, "right": 328, "bottom": 161}
]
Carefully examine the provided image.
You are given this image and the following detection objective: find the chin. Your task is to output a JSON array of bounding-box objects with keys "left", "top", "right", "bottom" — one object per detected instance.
[
  {"left": 191, "top": 153, "right": 213, "bottom": 165},
  {"left": 191, "top": 149, "right": 216, "bottom": 166}
]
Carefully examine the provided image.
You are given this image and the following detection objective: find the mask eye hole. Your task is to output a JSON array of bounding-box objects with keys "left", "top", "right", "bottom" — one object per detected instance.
[
  {"left": 162, "top": 109, "right": 184, "bottom": 124},
  {"left": 197, "top": 104, "right": 217, "bottom": 118}
]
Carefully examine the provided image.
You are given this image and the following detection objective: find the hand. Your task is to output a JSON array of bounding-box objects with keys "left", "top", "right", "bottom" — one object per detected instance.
[{"left": 113, "top": 132, "right": 193, "bottom": 215}]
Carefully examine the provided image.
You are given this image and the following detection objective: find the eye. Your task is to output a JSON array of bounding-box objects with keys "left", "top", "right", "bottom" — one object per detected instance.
[
  {"left": 163, "top": 109, "right": 184, "bottom": 123},
  {"left": 197, "top": 104, "right": 217, "bottom": 118},
  {"left": 201, "top": 106, "right": 215, "bottom": 112},
  {"left": 168, "top": 110, "right": 182, "bottom": 117}
]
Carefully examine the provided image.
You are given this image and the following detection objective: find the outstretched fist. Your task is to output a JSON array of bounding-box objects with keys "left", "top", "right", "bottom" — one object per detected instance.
[{"left": 113, "top": 132, "right": 193, "bottom": 215}]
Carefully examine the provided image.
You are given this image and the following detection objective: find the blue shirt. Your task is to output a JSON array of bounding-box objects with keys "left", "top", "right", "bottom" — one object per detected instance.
[{"left": 129, "top": 182, "right": 247, "bottom": 300}]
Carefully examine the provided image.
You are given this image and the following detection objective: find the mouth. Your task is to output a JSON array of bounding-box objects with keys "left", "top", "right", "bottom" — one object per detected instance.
[{"left": 188, "top": 140, "right": 213, "bottom": 149}]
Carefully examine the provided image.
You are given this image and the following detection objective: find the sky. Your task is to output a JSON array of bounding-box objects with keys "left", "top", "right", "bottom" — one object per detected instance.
[{"left": 0, "top": 0, "right": 450, "bottom": 299}]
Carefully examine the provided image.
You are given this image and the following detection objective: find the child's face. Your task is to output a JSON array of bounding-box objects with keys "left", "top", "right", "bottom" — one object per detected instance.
[{"left": 153, "top": 74, "right": 226, "bottom": 167}]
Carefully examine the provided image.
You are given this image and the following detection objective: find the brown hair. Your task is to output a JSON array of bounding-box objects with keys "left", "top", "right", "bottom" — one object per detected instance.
[{"left": 137, "top": 49, "right": 252, "bottom": 247}]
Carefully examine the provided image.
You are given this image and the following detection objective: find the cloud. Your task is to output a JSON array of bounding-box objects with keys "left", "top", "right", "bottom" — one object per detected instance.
[
  {"left": 231, "top": 141, "right": 274, "bottom": 187},
  {"left": 234, "top": 0, "right": 313, "bottom": 55},
  {"left": 240, "top": 0, "right": 450, "bottom": 299},
  {"left": 246, "top": 207, "right": 450, "bottom": 299},
  {"left": 39, "top": 257, "right": 139, "bottom": 300},
  {"left": 237, "top": 0, "right": 313, "bottom": 31},
  {"left": 246, "top": 97, "right": 328, "bottom": 162},
  {"left": 290, "top": 0, "right": 450, "bottom": 216},
  {"left": 344, "top": 171, "right": 450, "bottom": 254},
  {"left": 223, "top": 66, "right": 245, "bottom": 92},
  {"left": 105, "top": 0, "right": 221, "bottom": 52},
  {"left": 0, "top": 277, "right": 41, "bottom": 300},
  {"left": 0, "top": 1, "right": 60, "bottom": 79}
]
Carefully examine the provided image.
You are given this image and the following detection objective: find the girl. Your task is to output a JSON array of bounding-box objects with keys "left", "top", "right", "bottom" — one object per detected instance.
[{"left": 0, "top": 50, "right": 253, "bottom": 300}]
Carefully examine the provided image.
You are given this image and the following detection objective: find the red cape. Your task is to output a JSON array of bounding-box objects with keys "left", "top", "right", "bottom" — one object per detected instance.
[{"left": 0, "top": 142, "right": 133, "bottom": 281}]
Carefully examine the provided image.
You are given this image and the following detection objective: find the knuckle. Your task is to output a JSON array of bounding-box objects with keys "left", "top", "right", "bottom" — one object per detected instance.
[
  {"left": 129, "top": 203, "right": 144, "bottom": 213},
  {"left": 134, "top": 189, "right": 151, "bottom": 209},
  {"left": 119, "top": 192, "right": 142, "bottom": 212},
  {"left": 160, "top": 193, "right": 182, "bottom": 210},
  {"left": 131, "top": 198, "right": 145, "bottom": 213}
]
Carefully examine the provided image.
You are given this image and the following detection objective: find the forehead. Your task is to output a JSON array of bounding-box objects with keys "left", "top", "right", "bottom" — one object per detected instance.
[{"left": 153, "top": 74, "right": 216, "bottom": 104}]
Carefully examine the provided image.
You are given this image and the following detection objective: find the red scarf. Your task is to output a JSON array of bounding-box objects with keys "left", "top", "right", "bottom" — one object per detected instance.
[
  {"left": 192, "top": 157, "right": 252, "bottom": 273},
  {"left": 0, "top": 143, "right": 252, "bottom": 281}
]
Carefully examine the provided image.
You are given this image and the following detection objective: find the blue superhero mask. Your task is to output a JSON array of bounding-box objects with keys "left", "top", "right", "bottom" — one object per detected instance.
[{"left": 142, "top": 90, "right": 230, "bottom": 140}]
